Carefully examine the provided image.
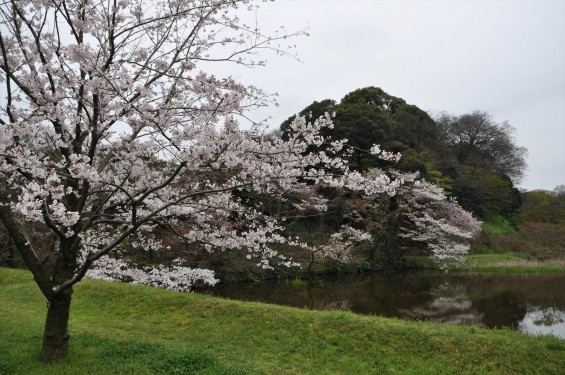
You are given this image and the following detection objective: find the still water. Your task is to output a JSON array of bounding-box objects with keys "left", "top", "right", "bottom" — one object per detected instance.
[{"left": 202, "top": 272, "right": 565, "bottom": 338}]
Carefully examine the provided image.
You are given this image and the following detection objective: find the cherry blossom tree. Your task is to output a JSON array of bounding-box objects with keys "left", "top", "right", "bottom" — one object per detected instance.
[
  {"left": 395, "top": 178, "right": 482, "bottom": 267},
  {"left": 364, "top": 172, "right": 481, "bottom": 268},
  {"left": 0, "top": 0, "right": 400, "bottom": 362}
]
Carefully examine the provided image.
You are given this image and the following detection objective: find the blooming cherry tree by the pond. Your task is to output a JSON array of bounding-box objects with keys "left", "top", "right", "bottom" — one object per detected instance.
[
  {"left": 0, "top": 0, "right": 400, "bottom": 362},
  {"left": 294, "top": 173, "right": 480, "bottom": 271},
  {"left": 396, "top": 179, "right": 482, "bottom": 267}
]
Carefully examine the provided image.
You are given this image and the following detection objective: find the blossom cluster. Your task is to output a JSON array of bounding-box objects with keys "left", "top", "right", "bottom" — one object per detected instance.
[
  {"left": 83, "top": 255, "right": 218, "bottom": 292},
  {"left": 396, "top": 179, "right": 482, "bottom": 267},
  {"left": 311, "top": 226, "right": 372, "bottom": 263}
]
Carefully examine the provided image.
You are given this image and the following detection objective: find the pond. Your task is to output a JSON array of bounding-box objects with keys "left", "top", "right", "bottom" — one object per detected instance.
[{"left": 201, "top": 272, "right": 565, "bottom": 339}]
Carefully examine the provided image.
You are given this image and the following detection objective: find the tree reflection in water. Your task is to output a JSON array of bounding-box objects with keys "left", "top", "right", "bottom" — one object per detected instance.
[
  {"left": 203, "top": 272, "right": 565, "bottom": 338},
  {"left": 397, "top": 282, "right": 485, "bottom": 326}
]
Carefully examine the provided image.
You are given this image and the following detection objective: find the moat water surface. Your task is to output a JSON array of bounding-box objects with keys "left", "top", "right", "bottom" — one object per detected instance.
[{"left": 202, "top": 272, "right": 565, "bottom": 338}]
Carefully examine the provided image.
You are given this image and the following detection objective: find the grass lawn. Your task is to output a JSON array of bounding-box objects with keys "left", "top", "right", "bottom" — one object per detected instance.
[
  {"left": 464, "top": 252, "right": 565, "bottom": 273},
  {"left": 407, "top": 252, "right": 565, "bottom": 273},
  {"left": 1, "top": 267, "right": 564, "bottom": 374}
]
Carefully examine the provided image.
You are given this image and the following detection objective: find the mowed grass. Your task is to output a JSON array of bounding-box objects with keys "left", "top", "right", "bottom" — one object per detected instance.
[{"left": 1, "top": 267, "right": 564, "bottom": 375}]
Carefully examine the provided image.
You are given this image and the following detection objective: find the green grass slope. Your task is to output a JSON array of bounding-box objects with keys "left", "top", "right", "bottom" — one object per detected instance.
[
  {"left": 482, "top": 216, "right": 516, "bottom": 235},
  {"left": 1, "top": 267, "right": 563, "bottom": 374}
]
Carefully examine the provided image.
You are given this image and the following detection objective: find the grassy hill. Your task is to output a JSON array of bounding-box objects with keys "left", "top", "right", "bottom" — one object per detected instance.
[{"left": 1, "top": 267, "right": 563, "bottom": 374}]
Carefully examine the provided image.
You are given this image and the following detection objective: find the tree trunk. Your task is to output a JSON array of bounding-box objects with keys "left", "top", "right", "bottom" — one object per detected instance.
[
  {"left": 40, "top": 287, "right": 73, "bottom": 363},
  {"left": 40, "top": 237, "right": 78, "bottom": 363}
]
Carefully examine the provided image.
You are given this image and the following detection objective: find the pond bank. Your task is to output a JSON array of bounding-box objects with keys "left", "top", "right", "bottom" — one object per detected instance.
[
  {"left": 211, "top": 252, "right": 565, "bottom": 284},
  {"left": 201, "top": 271, "right": 565, "bottom": 339},
  {"left": 1, "top": 267, "right": 564, "bottom": 374},
  {"left": 406, "top": 252, "right": 565, "bottom": 273}
]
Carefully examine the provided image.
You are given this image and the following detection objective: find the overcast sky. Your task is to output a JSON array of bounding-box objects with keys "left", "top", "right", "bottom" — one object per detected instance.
[{"left": 226, "top": 0, "right": 565, "bottom": 191}]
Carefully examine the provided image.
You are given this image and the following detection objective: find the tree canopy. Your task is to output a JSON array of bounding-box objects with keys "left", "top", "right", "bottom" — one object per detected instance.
[
  {"left": 282, "top": 89, "right": 528, "bottom": 218},
  {"left": 282, "top": 87, "right": 415, "bottom": 171},
  {"left": 436, "top": 111, "right": 527, "bottom": 183}
]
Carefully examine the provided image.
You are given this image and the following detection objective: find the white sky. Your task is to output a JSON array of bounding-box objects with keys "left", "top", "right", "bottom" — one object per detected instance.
[{"left": 226, "top": 0, "right": 565, "bottom": 191}]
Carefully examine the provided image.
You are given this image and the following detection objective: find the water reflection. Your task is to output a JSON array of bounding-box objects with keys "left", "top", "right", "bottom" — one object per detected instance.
[
  {"left": 397, "top": 282, "right": 485, "bottom": 326},
  {"left": 202, "top": 272, "right": 565, "bottom": 338},
  {"left": 519, "top": 306, "right": 565, "bottom": 338}
]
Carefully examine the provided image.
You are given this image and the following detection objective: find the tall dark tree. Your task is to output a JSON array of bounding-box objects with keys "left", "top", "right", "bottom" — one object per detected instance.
[
  {"left": 340, "top": 86, "right": 406, "bottom": 116},
  {"left": 336, "top": 87, "right": 403, "bottom": 169},
  {"left": 281, "top": 87, "right": 408, "bottom": 171},
  {"left": 332, "top": 103, "right": 392, "bottom": 169},
  {"left": 392, "top": 104, "right": 439, "bottom": 162},
  {"left": 436, "top": 111, "right": 527, "bottom": 183}
]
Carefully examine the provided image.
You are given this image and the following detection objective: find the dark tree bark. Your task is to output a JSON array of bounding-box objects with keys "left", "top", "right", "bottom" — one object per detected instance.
[
  {"left": 40, "top": 288, "right": 73, "bottom": 363},
  {"left": 40, "top": 238, "right": 78, "bottom": 363}
]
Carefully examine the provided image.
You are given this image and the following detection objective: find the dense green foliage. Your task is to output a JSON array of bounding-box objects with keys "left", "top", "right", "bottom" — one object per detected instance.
[
  {"left": 279, "top": 86, "right": 536, "bottom": 270},
  {"left": 281, "top": 87, "right": 525, "bottom": 220},
  {"left": 2, "top": 267, "right": 564, "bottom": 374},
  {"left": 478, "top": 187, "right": 565, "bottom": 260},
  {"left": 515, "top": 187, "right": 565, "bottom": 225},
  {"left": 452, "top": 169, "right": 521, "bottom": 218}
]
